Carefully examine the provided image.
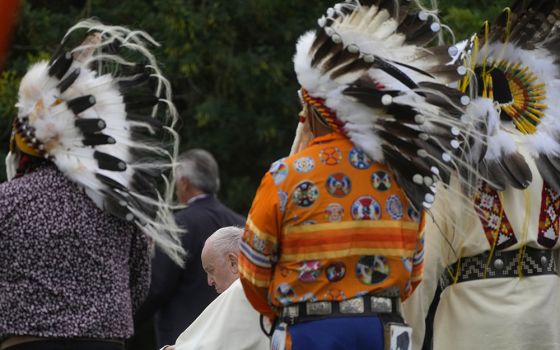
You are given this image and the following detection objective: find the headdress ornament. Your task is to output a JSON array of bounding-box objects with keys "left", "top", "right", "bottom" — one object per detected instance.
[
  {"left": 7, "top": 19, "right": 186, "bottom": 265},
  {"left": 454, "top": 0, "right": 560, "bottom": 192},
  {"left": 293, "top": 0, "right": 492, "bottom": 211}
]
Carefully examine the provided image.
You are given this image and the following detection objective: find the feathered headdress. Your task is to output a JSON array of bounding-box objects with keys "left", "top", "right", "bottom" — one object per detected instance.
[
  {"left": 292, "top": 0, "right": 492, "bottom": 211},
  {"left": 7, "top": 19, "right": 186, "bottom": 265},
  {"left": 454, "top": 0, "right": 560, "bottom": 192}
]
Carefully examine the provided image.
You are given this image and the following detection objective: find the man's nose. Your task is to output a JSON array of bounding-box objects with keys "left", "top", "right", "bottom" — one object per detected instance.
[{"left": 207, "top": 276, "right": 214, "bottom": 286}]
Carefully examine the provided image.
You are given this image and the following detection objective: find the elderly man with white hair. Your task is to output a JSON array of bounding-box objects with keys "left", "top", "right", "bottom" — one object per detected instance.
[
  {"left": 160, "top": 226, "right": 270, "bottom": 350},
  {"left": 201, "top": 226, "right": 243, "bottom": 294}
]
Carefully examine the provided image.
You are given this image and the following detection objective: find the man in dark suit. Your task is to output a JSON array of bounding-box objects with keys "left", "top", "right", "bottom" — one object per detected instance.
[{"left": 136, "top": 149, "right": 245, "bottom": 349}]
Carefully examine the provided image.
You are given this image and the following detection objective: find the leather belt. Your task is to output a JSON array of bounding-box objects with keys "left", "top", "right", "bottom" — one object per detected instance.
[
  {"left": 1, "top": 337, "right": 43, "bottom": 350},
  {"left": 281, "top": 294, "right": 401, "bottom": 325},
  {"left": 439, "top": 246, "right": 558, "bottom": 290},
  {"left": 0, "top": 337, "right": 125, "bottom": 350}
]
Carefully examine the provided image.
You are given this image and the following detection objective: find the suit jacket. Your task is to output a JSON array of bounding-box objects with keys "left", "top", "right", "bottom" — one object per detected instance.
[{"left": 136, "top": 195, "right": 245, "bottom": 348}]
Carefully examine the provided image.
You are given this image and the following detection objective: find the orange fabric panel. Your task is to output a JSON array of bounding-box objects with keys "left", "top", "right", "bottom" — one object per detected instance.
[{"left": 240, "top": 132, "right": 425, "bottom": 314}]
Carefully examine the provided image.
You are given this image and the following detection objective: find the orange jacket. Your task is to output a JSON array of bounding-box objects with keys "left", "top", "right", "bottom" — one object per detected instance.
[{"left": 239, "top": 133, "right": 425, "bottom": 318}]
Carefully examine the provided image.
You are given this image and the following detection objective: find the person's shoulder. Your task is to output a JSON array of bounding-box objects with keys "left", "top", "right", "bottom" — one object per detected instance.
[
  {"left": 0, "top": 166, "right": 74, "bottom": 219},
  {"left": 0, "top": 165, "right": 63, "bottom": 198},
  {"left": 173, "top": 205, "right": 193, "bottom": 223},
  {"left": 173, "top": 199, "right": 214, "bottom": 227},
  {"left": 266, "top": 155, "right": 290, "bottom": 179},
  {"left": 268, "top": 136, "right": 350, "bottom": 172},
  {"left": 223, "top": 206, "right": 246, "bottom": 225},
  {"left": 174, "top": 197, "right": 212, "bottom": 216}
]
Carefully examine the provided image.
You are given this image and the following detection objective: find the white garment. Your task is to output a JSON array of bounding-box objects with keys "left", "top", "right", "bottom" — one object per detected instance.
[
  {"left": 403, "top": 146, "right": 560, "bottom": 350},
  {"left": 175, "top": 279, "right": 270, "bottom": 350}
]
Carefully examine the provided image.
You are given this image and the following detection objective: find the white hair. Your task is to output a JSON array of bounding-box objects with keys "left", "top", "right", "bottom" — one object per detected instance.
[
  {"left": 175, "top": 149, "right": 220, "bottom": 195},
  {"left": 206, "top": 226, "right": 243, "bottom": 256}
]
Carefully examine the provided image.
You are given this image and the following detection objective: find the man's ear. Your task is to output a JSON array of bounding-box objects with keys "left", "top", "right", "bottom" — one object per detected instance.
[
  {"left": 180, "top": 177, "right": 190, "bottom": 191},
  {"left": 228, "top": 252, "right": 239, "bottom": 273}
]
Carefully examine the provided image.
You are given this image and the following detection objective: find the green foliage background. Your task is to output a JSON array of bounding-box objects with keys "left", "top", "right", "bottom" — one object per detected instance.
[{"left": 0, "top": 0, "right": 510, "bottom": 216}]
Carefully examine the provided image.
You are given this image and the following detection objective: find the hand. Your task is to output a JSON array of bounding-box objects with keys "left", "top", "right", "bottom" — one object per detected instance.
[{"left": 160, "top": 346, "right": 175, "bottom": 350}]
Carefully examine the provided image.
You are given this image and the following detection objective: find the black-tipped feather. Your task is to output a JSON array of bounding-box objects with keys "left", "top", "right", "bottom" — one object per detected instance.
[
  {"left": 418, "top": 82, "right": 467, "bottom": 113},
  {"left": 103, "top": 194, "right": 134, "bottom": 222},
  {"left": 372, "top": 58, "right": 419, "bottom": 89},
  {"left": 75, "top": 118, "right": 106, "bottom": 133},
  {"left": 96, "top": 173, "right": 127, "bottom": 191},
  {"left": 398, "top": 13, "right": 429, "bottom": 37},
  {"left": 378, "top": 120, "right": 421, "bottom": 139},
  {"left": 82, "top": 133, "right": 115, "bottom": 146},
  {"left": 385, "top": 103, "right": 419, "bottom": 124},
  {"left": 383, "top": 145, "right": 432, "bottom": 211},
  {"left": 343, "top": 85, "right": 399, "bottom": 109},
  {"left": 123, "top": 95, "right": 159, "bottom": 109},
  {"left": 67, "top": 95, "right": 96, "bottom": 114},
  {"left": 323, "top": 47, "right": 360, "bottom": 74},
  {"left": 330, "top": 60, "right": 373, "bottom": 80},
  {"left": 311, "top": 33, "right": 340, "bottom": 68},
  {"left": 380, "top": 132, "right": 436, "bottom": 179},
  {"left": 390, "top": 60, "right": 435, "bottom": 79},
  {"left": 105, "top": 37, "right": 123, "bottom": 54},
  {"left": 545, "top": 153, "right": 560, "bottom": 172},
  {"left": 396, "top": 1, "right": 412, "bottom": 24},
  {"left": 405, "top": 19, "right": 439, "bottom": 46},
  {"left": 480, "top": 160, "right": 507, "bottom": 191},
  {"left": 414, "top": 139, "right": 449, "bottom": 164},
  {"left": 377, "top": 129, "right": 422, "bottom": 159},
  {"left": 48, "top": 51, "right": 73, "bottom": 79},
  {"left": 377, "top": 0, "right": 398, "bottom": 18},
  {"left": 57, "top": 68, "right": 81, "bottom": 93},
  {"left": 93, "top": 151, "right": 127, "bottom": 171},
  {"left": 536, "top": 154, "right": 560, "bottom": 193},
  {"left": 131, "top": 171, "right": 160, "bottom": 198},
  {"left": 499, "top": 153, "right": 533, "bottom": 189}
]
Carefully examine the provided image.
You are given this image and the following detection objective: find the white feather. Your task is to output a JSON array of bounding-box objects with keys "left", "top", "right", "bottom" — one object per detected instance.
[
  {"left": 13, "top": 19, "right": 186, "bottom": 266},
  {"left": 474, "top": 42, "right": 560, "bottom": 150}
]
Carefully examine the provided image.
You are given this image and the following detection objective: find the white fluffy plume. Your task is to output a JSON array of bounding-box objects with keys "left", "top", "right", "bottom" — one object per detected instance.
[{"left": 12, "top": 19, "right": 186, "bottom": 266}]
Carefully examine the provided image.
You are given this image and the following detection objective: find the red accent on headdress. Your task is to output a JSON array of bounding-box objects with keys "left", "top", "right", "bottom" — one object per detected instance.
[{"left": 301, "top": 89, "right": 346, "bottom": 136}]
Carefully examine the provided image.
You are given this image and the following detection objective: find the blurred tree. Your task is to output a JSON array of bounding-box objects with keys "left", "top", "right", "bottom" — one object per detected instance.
[
  {"left": 1, "top": 0, "right": 336, "bottom": 215},
  {"left": 0, "top": 0, "right": 519, "bottom": 349},
  {"left": 0, "top": 0, "right": 512, "bottom": 215},
  {"left": 438, "top": 0, "right": 511, "bottom": 40}
]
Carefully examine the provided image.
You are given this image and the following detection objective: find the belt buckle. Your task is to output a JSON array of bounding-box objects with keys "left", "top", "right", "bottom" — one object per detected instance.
[
  {"left": 371, "top": 296, "right": 392, "bottom": 313},
  {"left": 282, "top": 305, "right": 299, "bottom": 318},
  {"left": 306, "top": 301, "right": 332, "bottom": 316},
  {"left": 339, "top": 297, "right": 365, "bottom": 314}
]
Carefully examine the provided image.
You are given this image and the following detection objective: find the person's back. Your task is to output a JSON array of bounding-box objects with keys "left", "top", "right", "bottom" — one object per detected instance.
[
  {"left": 245, "top": 132, "right": 423, "bottom": 305},
  {"left": 0, "top": 20, "right": 184, "bottom": 350},
  {"left": 402, "top": 2, "right": 560, "bottom": 349},
  {"left": 235, "top": 1, "right": 501, "bottom": 348},
  {"left": 403, "top": 162, "right": 560, "bottom": 350},
  {"left": 0, "top": 164, "right": 149, "bottom": 341},
  {"left": 240, "top": 130, "right": 425, "bottom": 349}
]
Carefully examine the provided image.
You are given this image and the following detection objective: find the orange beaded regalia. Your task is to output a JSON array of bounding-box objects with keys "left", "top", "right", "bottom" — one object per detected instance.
[{"left": 239, "top": 132, "right": 425, "bottom": 318}]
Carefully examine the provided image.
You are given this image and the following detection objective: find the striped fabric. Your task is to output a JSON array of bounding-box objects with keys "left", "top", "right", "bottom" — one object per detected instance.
[{"left": 239, "top": 133, "right": 425, "bottom": 317}]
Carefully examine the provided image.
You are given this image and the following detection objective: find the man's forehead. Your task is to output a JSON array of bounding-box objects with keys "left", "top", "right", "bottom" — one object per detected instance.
[{"left": 201, "top": 241, "right": 217, "bottom": 264}]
